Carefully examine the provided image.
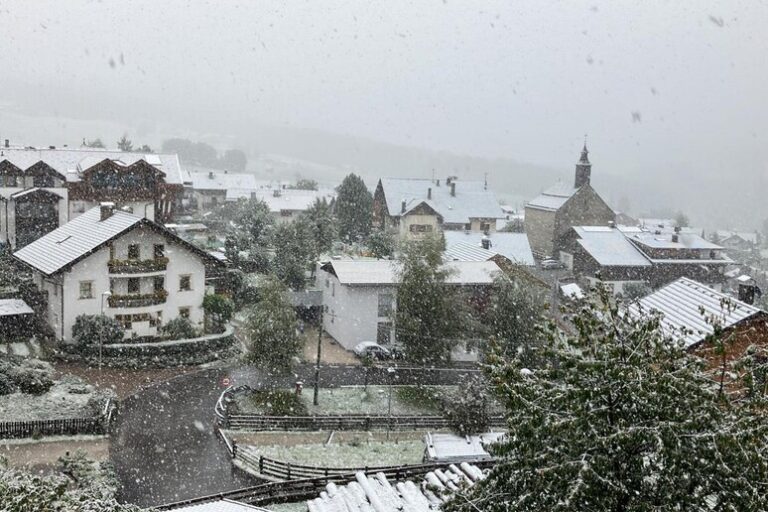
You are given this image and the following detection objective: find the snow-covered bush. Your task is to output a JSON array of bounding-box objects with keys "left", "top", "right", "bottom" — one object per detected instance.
[
  {"left": 2, "top": 359, "right": 54, "bottom": 395},
  {"left": 442, "top": 374, "right": 492, "bottom": 436},
  {"left": 0, "top": 373, "right": 16, "bottom": 396},
  {"left": 161, "top": 316, "right": 199, "bottom": 340},
  {"left": 72, "top": 314, "right": 124, "bottom": 347}
]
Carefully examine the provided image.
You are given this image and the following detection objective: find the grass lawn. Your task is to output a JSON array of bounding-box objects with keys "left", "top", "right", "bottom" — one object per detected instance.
[
  {"left": 243, "top": 437, "right": 425, "bottom": 468},
  {"left": 300, "top": 385, "right": 452, "bottom": 416}
]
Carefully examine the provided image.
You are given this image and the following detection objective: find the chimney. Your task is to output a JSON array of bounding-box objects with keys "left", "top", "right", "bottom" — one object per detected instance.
[
  {"left": 608, "top": 220, "right": 615, "bottom": 229},
  {"left": 4, "top": 139, "right": 8, "bottom": 148},
  {"left": 436, "top": 179, "right": 440, "bottom": 187},
  {"left": 100, "top": 202, "right": 115, "bottom": 221},
  {"left": 450, "top": 182, "right": 456, "bottom": 197},
  {"left": 481, "top": 236, "right": 491, "bottom": 250},
  {"left": 574, "top": 143, "right": 592, "bottom": 188},
  {"left": 208, "top": 171, "right": 214, "bottom": 179},
  {"left": 401, "top": 199, "right": 406, "bottom": 213},
  {"left": 427, "top": 187, "right": 432, "bottom": 200},
  {"left": 250, "top": 192, "right": 256, "bottom": 199}
]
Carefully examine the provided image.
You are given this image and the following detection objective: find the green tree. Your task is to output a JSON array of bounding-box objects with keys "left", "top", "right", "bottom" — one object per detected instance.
[
  {"left": 137, "top": 144, "right": 153, "bottom": 153},
  {"left": 395, "top": 235, "right": 461, "bottom": 365},
  {"left": 83, "top": 138, "right": 105, "bottom": 148},
  {"left": 442, "top": 374, "right": 493, "bottom": 436},
  {"left": 272, "top": 217, "right": 316, "bottom": 290},
  {"left": 116, "top": 134, "right": 133, "bottom": 152},
  {"left": 220, "top": 148, "right": 247, "bottom": 171},
  {"left": 161, "top": 317, "right": 199, "bottom": 340},
  {"left": 483, "top": 273, "right": 545, "bottom": 363},
  {"left": 72, "top": 314, "right": 124, "bottom": 347},
  {"left": 447, "top": 288, "right": 768, "bottom": 512},
  {"left": 202, "top": 294, "right": 234, "bottom": 333},
  {"left": 290, "top": 178, "right": 318, "bottom": 190},
  {"left": 674, "top": 210, "right": 690, "bottom": 228},
  {"left": 243, "top": 277, "right": 301, "bottom": 375},
  {"left": 335, "top": 173, "right": 372, "bottom": 242},
  {"left": 302, "top": 198, "right": 338, "bottom": 255},
  {"left": 223, "top": 198, "right": 274, "bottom": 272},
  {"left": 366, "top": 228, "right": 396, "bottom": 258}
]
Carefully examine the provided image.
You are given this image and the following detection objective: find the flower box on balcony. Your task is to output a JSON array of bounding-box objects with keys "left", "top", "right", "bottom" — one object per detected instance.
[
  {"left": 108, "top": 289, "right": 168, "bottom": 308},
  {"left": 108, "top": 257, "right": 169, "bottom": 274}
]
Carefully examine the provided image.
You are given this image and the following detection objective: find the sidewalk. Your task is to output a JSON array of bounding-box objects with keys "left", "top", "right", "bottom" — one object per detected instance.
[{"left": 301, "top": 328, "right": 359, "bottom": 365}]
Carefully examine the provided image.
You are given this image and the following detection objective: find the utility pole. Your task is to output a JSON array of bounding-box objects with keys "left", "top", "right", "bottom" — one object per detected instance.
[{"left": 313, "top": 308, "right": 323, "bottom": 406}]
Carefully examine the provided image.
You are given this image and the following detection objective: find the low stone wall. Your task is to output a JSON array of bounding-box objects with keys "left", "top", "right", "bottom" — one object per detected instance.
[{"left": 59, "top": 326, "right": 238, "bottom": 368}]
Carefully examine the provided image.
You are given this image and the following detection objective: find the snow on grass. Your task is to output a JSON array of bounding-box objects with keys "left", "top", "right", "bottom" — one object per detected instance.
[
  {"left": 0, "top": 378, "right": 109, "bottom": 421},
  {"left": 244, "top": 437, "right": 425, "bottom": 468},
  {"left": 300, "top": 386, "right": 451, "bottom": 416}
]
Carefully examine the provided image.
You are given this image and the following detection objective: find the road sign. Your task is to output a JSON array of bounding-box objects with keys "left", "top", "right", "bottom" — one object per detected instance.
[{"left": 221, "top": 377, "right": 231, "bottom": 387}]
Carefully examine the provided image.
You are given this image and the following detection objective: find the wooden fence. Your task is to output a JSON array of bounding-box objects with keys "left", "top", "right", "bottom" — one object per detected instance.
[
  {"left": 0, "top": 398, "right": 114, "bottom": 439},
  {"left": 158, "top": 458, "right": 497, "bottom": 510},
  {"left": 224, "top": 413, "right": 505, "bottom": 432}
]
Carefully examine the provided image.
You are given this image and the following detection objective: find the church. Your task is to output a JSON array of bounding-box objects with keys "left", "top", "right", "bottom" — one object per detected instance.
[{"left": 525, "top": 144, "right": 615, "bottom": 260}]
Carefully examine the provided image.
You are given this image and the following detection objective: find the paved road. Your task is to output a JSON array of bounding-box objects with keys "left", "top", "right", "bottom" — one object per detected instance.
[{"left": 111, "top": 363, "right": 476, "bottom": 507}]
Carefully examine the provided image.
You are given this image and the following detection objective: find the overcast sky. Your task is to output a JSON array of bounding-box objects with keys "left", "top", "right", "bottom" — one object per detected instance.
[{"left": 0, "top": 0, "right": 766, "bottom": 223}]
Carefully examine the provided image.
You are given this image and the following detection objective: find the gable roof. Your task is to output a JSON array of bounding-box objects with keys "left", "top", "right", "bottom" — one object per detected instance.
[
  {"left": 526, "top": 181, "right": 579, "bottom": 212},
  {"left": 321, "top": 260, "right": 500, "bottom": 286},
  {"left": 630, "top": 277, "right": 765, "bottom": 348},
  {"left": 630, "top": 231, "right": 722, "bottom": 251},
  {"left": 227, "top": 188, "right": 336, "bottom": 213},
  {"left": 189, "top": 171, "right": 259, "bottom": 191},
  {"left": 14, "top": 206, "right": 221, "bottom": 276},
  {"left": 0, "top": 147, "right": 189, "bottom": 185},
  {"left": 443, "top": 231, "right": 535, "bottom": 266},
  {"left": 573, "top": 226, "right": 651, "bottom": 267},
  {"left": 378, "top": 178, "right": 503, "bottom": 225}
]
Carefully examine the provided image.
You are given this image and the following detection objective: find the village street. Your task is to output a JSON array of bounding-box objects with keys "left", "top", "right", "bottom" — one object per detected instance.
[{"left": 110, "top": 362, "right": 476, "bottom": 507}]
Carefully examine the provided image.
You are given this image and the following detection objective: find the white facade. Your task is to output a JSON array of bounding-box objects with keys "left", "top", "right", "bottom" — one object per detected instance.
[
  {"left": 32, "top": 224, "right": 207, "bottom": 342},
  {"left": 69, "top": 199, "right": 155, "bottom": 221},
  {"left": 320, "top": 270, "right": 395, "bottom": 350}
]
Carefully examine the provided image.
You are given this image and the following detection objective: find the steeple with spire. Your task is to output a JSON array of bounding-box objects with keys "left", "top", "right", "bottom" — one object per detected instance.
[{"left": 574, "top": 139, "right": 592, "bottom": 188}]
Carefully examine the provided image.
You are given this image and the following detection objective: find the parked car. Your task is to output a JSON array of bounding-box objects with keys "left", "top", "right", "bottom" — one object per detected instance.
[
  {"left": 541, "top": 258, "right": 564, "bottom": 270},
  {"left": 353, "top": 341, "right": 391, "bottom": 360}
]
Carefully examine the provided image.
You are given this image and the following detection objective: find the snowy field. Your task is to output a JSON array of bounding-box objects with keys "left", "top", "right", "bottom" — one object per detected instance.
[
  {"left": 300, "top": 386, "right": 451, "bottom": 416},
  {"left": 243, "top": 438, "right": 425, "bottom": 468},
  {"left": 0, "top": 378, "right": 106, "bottom": 421}
]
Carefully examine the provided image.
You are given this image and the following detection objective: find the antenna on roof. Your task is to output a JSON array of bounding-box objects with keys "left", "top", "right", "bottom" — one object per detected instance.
[{"left": 484, "top": 172, "right": 488, "bottom": 190}]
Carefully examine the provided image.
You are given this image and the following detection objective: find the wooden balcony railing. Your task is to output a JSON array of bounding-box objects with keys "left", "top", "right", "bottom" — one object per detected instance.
[
  {"left": 108, "top": 289, "right": 168, "bottom": 308},
  {"left": 108, "top": 257, "right": 169, "bottom": 274}
]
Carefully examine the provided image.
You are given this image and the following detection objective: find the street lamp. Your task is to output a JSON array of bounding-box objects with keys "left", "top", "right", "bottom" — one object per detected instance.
[
  {"left": 386, "top": 366, "right": 396, "bottom": 440},
  {"left": 100, "top": 291, "right": 112, "bottom": 377}
]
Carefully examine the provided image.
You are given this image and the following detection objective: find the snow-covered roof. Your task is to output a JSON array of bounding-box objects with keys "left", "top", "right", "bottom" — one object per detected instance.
[
  {"left": 631, "top": 277, "right": 765, "bottom": 348},
  {"left": 172, "top": 499, "right": 269, "bottom": 512},
  {"left": 0, "top": 298, "right": 34, "bottom": 316},
  {"left": 0, "top": 147, "right": 189, "bottom": 185},
  {"left": 9, "top": 187, "right": 64, "bottom": 200},
  {"left": 322, "top": 260, "right": 501, "bottom": 286},
  {"left": 227, "top": 188, "right": 336, "bottom": 213},
  {"left": 189, "top": 171, "right": 259, "bottom": 191},
  {"left": 630, "top": 232, "right": 722, "bottom": 251},
  {"left": 14, "top": 206, "right": 142, "bottom": 275},
  {"left": 525, "top": 181, "right": 578, "bottom": 212},
  {"left": 560, "top": 283, "right": 585, "bottom": 299},
  {"left": 573, "top": 226, "right": 651, "bottom": 267},
  {"left": 443, "top": 240, "right": 497, "bottom": 263},
  {"left": 306, "top": 463, "right": 487, "bottom": 512},
  {"left": 378, "top": 178, "right": 504, "bottom": 225},
  {"left": 717, "top": 230, "right": 758, "bottom": 244},
  {"left": 423, "top": 432, "right": 502, "bottom": 463},
  {"left": 444, "top": 231, "right": 535, "bottom": 266}
]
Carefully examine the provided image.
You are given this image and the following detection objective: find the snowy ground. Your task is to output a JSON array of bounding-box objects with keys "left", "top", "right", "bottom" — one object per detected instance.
[
  {"left": 242, "top": 437, "right": 425, "bottom": 468},
  {"left": 0, "top": 377, "right": 109, "bottom": 421},
  {"left": 298, "top": 386, "right": 452, "bottom": 416}
]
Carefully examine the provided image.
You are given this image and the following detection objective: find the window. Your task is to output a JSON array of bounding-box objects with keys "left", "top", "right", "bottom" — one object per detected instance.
[
  {"left": 4, "top": 175, "right": 17, "bottom": 187},
  {"left": 377, "top": 322, "right": 392, "bottom": 345},
  {"left": 480, "top": 222, "right": 491, "bottom": 232},
  {"left": 331, "top": 282, "right": 335, "bottom": 297},
  {"left": 109, "top": 279, "right": 116, "bottom": 293},
  {"left": 179, "top": 307, "right": 190, "bottom": 319},
  {"left": 116, "top": 314, "right": 132, "bottom": 329},
  {"left": 33, "top": 175, "right": 54, "bottom": 187},
  {"left": 109, "top": 244, "right": 115, "bottom": 260},
  {"left": 179, "top": 274, "right": 191, "bottom": 291},
  {"left": 154, "top": 244, "right": 165, "bottom": 259},
  {"left": 280, "top": 209, "right": 292, "bottom": 217},
  {"left": 153, "top": 276, "right": 165, "bottom": 292},
  {"left": 79, "top": 281, "right": 93, "bottom": 299},
  {"left": 128, "top": 278, "right": 140, "bottom": 294},
  {"left": 128, "top": 244, "right": 140, "bottom": 260},
  {"left": 378, "top": 292, "right": 393, "bottom": 317},
  {"left": 409, "top": 224, "right": 433, "bottom": 233}
]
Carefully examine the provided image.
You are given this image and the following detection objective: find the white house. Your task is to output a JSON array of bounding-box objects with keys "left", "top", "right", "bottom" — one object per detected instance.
[
  {"left": 13, "top": 203, "right": 222, "bottom": 343},
  {"left": 188, "top": 170, "right": 262, "bottom": 210},
  {"left": 227, "top": 187, "right": 336, "bottom": 224},
  {"left": 317, "top": 259, "right": 500, "bottom": 350}
]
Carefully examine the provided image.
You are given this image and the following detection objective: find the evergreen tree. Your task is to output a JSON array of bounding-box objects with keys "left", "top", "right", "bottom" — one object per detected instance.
[
  {"left": 442, "top": 373, "right": 493, "bottom": 435},
  {"left": 302, "top": 198, "right": 338, "bottom": 255},
  {"left": 447, "top": 288, "right": 768, "bottom": 512},
  {"left": 243, "top": 277, "right": 301, "bottom": 375},
  {"left": 335, "top": 173, "right": 372, "bottom": 242},
  {"left": 220, "top": 148, "right": 247, "bottom": 171},
  {"left": 272, "top": 217, "right": 316, "bottom": 290},
  {"left": 116, "top": 134, "right": 133, "bottom": 152},
  {"left": 483, "top": 273, "right": 545, "bottom": 363},
  {"left": 223, "top": 198, "right": 273, "bottom": 273},
  {"left": 366, "top": 228, "right": 396, "bottom": 259},
  {"left": 395, "top": 235, "right": 461, "bottom": 365},
  {"left": 83, "top": 138, "right": 105, "bottom": 148},
  {"left": 290, "top": 178, "right": 318, "bottom": 190},
  {"left": 674, "top": 210, "right": 690, "bottom": 228}
]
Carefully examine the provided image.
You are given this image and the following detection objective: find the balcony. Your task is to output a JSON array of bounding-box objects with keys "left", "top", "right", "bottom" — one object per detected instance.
[
  {"left": 108, "top": 257, "right": 169, "bottom": 274},
  {"left": 108, "top": 289, "right": 168, "bottom": 308}
]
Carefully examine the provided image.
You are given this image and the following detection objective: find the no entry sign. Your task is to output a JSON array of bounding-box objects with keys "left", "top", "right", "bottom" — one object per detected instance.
[{"left": 221, "top": 376, "right": 231, "bottom": 387}]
